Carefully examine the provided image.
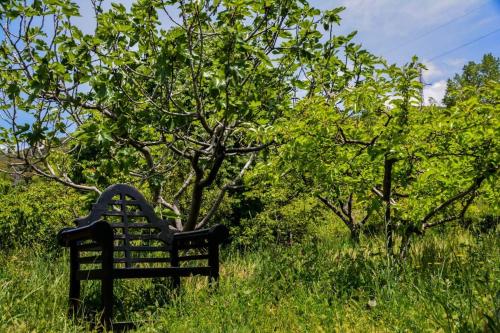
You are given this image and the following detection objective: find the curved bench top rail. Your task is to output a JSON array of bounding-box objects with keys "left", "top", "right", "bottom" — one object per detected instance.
[{"left": 75, "top": 184, "right": 173, "bottom": 246}]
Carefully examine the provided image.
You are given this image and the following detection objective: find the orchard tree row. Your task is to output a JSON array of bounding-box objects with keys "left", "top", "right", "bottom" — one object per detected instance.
[{"left": 0, "top": 0, "right": 498, "bottom": 256}]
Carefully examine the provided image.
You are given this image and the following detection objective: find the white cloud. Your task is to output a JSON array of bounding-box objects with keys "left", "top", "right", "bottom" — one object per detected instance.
[
  {"left": 422, "top": 61, "right": 444, "bottom": 81},
  {"left": 476, "top": 15, "right": 499, "bottom": 27},
  {"left": 444, "top": 58, "right": 467, "bottom": 68},
  {"left": 334, "top": 0, "right": 483, "bottom": 38},
  {"left": 423, "top": 80, "right": 447, "bottom": 105}
]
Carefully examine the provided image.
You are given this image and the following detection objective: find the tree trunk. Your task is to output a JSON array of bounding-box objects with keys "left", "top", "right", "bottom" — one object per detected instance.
[
  {"left": 383, "top": 157, "right": 396, "bottom": 256},
  {"left": 184, "top": 180, "right": 204, "bottom": 231},
  {"left": 399, "top": 227, "right": 412, "bottom": 259},
  {"left": 350, "top": 224, "right": 361, "bottom": 243}
]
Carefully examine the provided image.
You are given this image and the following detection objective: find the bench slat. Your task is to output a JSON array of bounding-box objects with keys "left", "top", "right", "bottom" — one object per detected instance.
[
  {"left": 78, "top": 255, "right": 102, "bottom": 263},
  {"left": 78, "top": 252, "right": 207, "bottom": 263},
  {"left": 76, "top": 243, "right": 101, "bottom": 250},
  {"left": 76, "top": 267, "right": 212, "bottom": 280},
  {"left": 110, "top": 223, "right": 160, "bottom": 228},
  {"left": 176, "top": 242, "right": 209, "bottom": 250},
  {"left": 178, "top": 254, "right": 209, "bottom": 261},
  {"left": 117, "top": 257, "right": 170, "bottom": 264},
  {"left": 101, "top": 211, "right": 148, "bottom": 217},
  {"left": 113, "top": 234, "right": 161, "bottom": 240},
  {"left": 77, "top": 246, "right": 168, "bottom": 253},
  {"left": 114, "top": 246, "right": 167, "bottom": 252},
  {"left": 78, "top": 256, "right": 171, "bottom": 264},
  {"left": 107, "top": 200, "right": 142, "bottom": 205}
]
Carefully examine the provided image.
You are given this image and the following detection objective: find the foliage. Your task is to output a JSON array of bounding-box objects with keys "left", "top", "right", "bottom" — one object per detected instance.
[
  {"left": 0, "top": 228, "right": 498, "bottom": 332},
  {"left": 0, "top": 0, "right": 497, "bottom": 257},
  {"left": 236, "top": 194, "right": 323, "bottom": 248},
  {"left": 443, "top": 53, "right": 500, "bottom": 107},
  {"left": 0, "top": 0, "right": 354, "bottom": 231},
  {"left": 0, "top": 177, "right": 83, "bottom": 249},
  {"left": 266, "top": 54, "right": 499, "bottom": 254},
  {"left": 233, "top": 160, "right": 341, "bottom": 247}
]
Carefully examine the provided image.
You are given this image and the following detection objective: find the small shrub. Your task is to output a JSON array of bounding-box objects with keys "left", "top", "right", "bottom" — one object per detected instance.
[
  {"left": 0, "top": 177, "right": 83, "bottom": 250},
  {"left": 235, "top": 196, "right": 328, "bottom": 247}
]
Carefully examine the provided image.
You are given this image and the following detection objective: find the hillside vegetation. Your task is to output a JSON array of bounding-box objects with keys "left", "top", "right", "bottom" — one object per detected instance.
[
  {"left": 1, "top": 227, "right": 498, "bottom": 332},
  {"left": 0, "top": 0, "right": 498, "bottom": 332}
]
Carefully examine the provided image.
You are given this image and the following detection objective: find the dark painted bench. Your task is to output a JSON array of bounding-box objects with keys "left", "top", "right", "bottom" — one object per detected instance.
[{"left": 57, "top": 184, "right": 228, "bottom": 326}]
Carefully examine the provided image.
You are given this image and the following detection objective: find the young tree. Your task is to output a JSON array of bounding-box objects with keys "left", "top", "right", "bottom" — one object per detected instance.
[
  {"left": 0, "top": 0, "right": 338, "bottom": 230},
  {"left": 271, "top": 53, "right": 498, "bottom": 254},
  {"left": 397, "top": 79, "right": 499, "bottom": 256},
  {"left": 272, "top": 56, "right": 424, "bottom": 244},
  {"left": 443, "top": 53, "right": 500, "bottom": 107}
]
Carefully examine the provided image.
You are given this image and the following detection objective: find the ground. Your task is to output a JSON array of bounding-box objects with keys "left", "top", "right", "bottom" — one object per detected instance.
[{"left": 0, "top": 226, "right": 498, "bottom": 332}]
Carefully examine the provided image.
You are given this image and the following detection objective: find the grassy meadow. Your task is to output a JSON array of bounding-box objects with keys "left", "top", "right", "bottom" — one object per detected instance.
[
  {"left": 1, "top": 225, "right": 498, "bottom": 332},
  {"left": 0, "top": 0, "right": 499, "bottom": 332}
]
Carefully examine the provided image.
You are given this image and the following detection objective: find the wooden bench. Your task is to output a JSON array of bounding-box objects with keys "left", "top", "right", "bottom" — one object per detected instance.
[{"left": 57, "top": 184, "right": 228, "bottom": 326}]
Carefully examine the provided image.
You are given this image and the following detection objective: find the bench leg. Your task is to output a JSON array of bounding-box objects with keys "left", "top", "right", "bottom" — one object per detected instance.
[
  {"left": 101, "top": 244, "right": 114, "bottom": 328},
  {"left": 170, "top": 247, "right": 181, "bottom": 289},
  {"left": 69, "top": 246, "right": 80, "bottom": 315},
  {"left": 208, "top": 242, "right": 219, "bottom": 285},
  {"left": 69, "top": 276, "right": 80, "bottom": 314},
  {"left": 171, "top": 276, "right": 181, "bottom": 289},
  {"left": 101, "top": 276, "right": 113, "bottom": 327}
]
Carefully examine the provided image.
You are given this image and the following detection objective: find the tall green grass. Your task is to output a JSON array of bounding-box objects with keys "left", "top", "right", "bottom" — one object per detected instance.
[{"left": 0, "top": 228, "right": 498, "bottom": 332}]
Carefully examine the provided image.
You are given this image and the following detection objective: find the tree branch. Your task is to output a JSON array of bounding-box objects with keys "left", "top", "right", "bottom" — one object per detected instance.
[
  {"left": 421, "top": 171, "right": 493, "bottom": 228},
  {"left": 316, "top": 195, "right": 351, "bottom": 228},
  {"left": 29, "top": 161, "right": 101, "bottom": 194},
  {"left": 195, "top": 153, "right": 256, "bottom": 229}
]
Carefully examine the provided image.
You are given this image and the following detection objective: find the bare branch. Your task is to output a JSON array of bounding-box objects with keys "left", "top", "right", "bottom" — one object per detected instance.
[
  {"left": 422, "top": 215, "right": 459, "bottom": 230},
  {"left": 316, "top": 195, "right": 351, "bottom": 227},
  {"left": 29, "top": 162, "right": 101, "bottom": 194},
  {"left": 372, "top": 186, "right": 396, "bottom": 205},
  {"left": 196, "top": 153, "right": 256, "bottom": 229},
  {"left": 421, "top": 171, "right": 493, "bottom": 227},
  {"left": 173, "top": 172, "right": 194, "bottom": 201},
  {"left": 158, "top": 196, "right": 183, "bottom": 231}
]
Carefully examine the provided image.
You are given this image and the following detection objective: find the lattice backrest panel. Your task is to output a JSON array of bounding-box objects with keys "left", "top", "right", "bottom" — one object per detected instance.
[{"left": 75, "top": 184, "right": 173, "bottom": 268}]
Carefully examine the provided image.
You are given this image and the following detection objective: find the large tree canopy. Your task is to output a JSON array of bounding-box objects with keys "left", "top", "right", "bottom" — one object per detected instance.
[
  {"left": 0, "top": 0, "right": 353, "bottom": 230},
  {"left": 1, "top": 0, "right": 497, "bottom": 249}
]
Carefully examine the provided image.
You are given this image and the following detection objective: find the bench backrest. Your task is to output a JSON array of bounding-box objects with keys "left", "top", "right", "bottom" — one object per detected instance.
[{"left": 76, "top": 184, "right": 173, "bottom": 268}]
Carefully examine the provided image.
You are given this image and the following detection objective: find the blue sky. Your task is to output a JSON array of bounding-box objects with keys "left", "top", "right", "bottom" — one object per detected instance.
[
  {"left": 312, "top": 0, "right": 500, "bottom": 103},
  {"left": 72, "top": 0, "right": 500, "bottom": 104},
  {"left": 2, "top": 0, "right": 499, "bottom": 104}
]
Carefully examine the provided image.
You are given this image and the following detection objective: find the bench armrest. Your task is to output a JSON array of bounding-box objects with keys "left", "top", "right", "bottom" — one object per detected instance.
[
  {"left": 57, "top": 220, "right": 113, "bottom": 247},
  {"left": 172, "top": 224, "right": 229, "bottom": 243}
]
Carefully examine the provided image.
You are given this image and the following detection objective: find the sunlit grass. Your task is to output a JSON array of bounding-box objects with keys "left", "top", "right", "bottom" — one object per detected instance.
[{"left": 0, "top": 227, "right": 498, "bottom": 332}]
